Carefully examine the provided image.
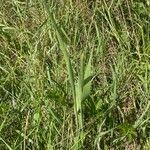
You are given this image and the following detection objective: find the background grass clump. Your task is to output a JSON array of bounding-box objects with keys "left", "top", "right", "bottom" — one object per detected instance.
[{"left": 0, "top": 0, "right": 150, "bottom": 149}]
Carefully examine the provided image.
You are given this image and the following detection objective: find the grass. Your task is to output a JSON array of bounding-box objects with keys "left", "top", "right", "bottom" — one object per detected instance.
[{"left": 0, "top": 0, "right": 150, "bottom": 149}]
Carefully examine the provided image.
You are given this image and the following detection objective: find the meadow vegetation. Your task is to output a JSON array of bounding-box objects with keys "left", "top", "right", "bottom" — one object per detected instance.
[{"left": 0, "top": 0, "right": 150, "bottom": 149}]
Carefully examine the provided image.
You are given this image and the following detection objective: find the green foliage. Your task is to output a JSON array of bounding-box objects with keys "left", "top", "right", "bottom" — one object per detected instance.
[{"left": 0, "top": 0, "right": 150, "bottom": 149}]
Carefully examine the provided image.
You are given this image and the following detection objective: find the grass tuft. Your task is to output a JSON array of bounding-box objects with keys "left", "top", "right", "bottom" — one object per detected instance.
[{"left": 0, "top": 0, "right": 150, "bottom": 149}]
